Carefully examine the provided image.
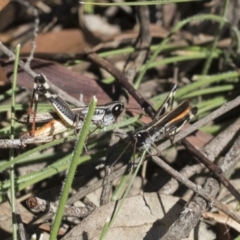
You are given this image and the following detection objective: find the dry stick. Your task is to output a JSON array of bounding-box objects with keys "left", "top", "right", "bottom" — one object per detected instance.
[
  {"left": 203, "top": 118, "right": 240, "bottom": 162},
  {"left": 162, "top": 133, "right": 240, "bottom": 240},
  {"left": 27, "top": 162, "right": 131, "bottom": 228},
  {"left": 100, "top": 4, "right": 152, "bottom": 206},
  {"left": 219, "top": 132, "right": 240, "bottom": 176},
  {"left": 26, "top": 197, "right": 96, "bottom": 218},
  {"left": 151, "top": 155, "right": 240, "bottom": 224},
  {"left": 159, "top": 164, "right": 203, "bottom": 195},
  {"left": 0, "top": 42, "right": 81, "bottom": 107},
  {"left": 160, "top": 113, "right": 240, "bottom": 238},
  {"left": 0, "top": 139, "right": 25, "bottom": 149},
  {"left": 182, "top": 138, "right": 240, "bottom": 203},
  {"left": 0, "top": 137, "right": 53, "bottom": 148},
  {"left": 160, "top": 117, "right": 240, "bottom": 194},
  {"left": 85, "top": 49, "right": 156, "bottom": 118},
  {"left": 162, "top": 178, "right": 220, "bottom": 240}
]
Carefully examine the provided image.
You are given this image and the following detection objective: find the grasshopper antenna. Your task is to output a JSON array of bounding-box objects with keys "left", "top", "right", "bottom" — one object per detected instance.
[{"left": 111, "top": 141, "right": 131, "bottom": 167}]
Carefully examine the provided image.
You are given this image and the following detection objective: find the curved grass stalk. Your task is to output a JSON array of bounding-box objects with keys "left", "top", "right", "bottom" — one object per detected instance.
[
  {"left": 196, "top": 97, "right": 227, "bottom": 115},
  {"left": 134, "top": 14, "right": 240, "bottom": 89},
  {"left": 102, "top": 47, "right": 222, "bottom": 84},
  {"left": 177, "top": 71, "right": 240, "bottom": 98},
  {"left": 182, "top": 85, "right": 235, "bottom": 98}
]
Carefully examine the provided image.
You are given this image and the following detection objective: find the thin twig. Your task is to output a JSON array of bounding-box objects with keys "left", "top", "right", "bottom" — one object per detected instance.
[
  {"left": 161, "top": 178, "right": 220, "bottom": 240},
  {"left": 219, "top": 132, "right": 240, "bottom": 178},
  {"left": 151, "top": 156, "right": 240, "bottom": 224},
  {"left": 27, "top": 161, "right": 133, "bottom": 228},
  {"left": 0, "top": 137, "right": 53, "bottom": 148},
  {"left": 162, "top": 133, "right": 240, "bottom": 239},
  {"left": 161, "top": 118, "right": 240, "bottom": 238},
  {"left": 159, "top": 164, "right": 203, "bottom": 195},
  {"left": 160, "top": 117, "right": 240, "bottom": 194},
  {"left": 85, "top": 48, "right": 156, "bottom": 118},
  {"left": 26, "top": 197, "right": 96, "bottom": 218},
  {"left": 181, "top": 138, "right": 240, "bottom": 203}
]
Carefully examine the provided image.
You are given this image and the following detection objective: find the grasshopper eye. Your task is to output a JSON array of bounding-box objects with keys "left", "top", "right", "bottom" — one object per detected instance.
[
  {"left": 112, "top": 103, "right": 124, "bottom": 116},
  {"left": 136, "top": 132, "right": 146, "bottom": 142}
]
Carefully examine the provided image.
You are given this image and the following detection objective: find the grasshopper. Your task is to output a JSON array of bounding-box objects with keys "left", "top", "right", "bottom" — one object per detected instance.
[
  {"left": 20, "top": 74, "right": 124, "bottom": 140},
  {"left": 130, "top": 84, "right": 198, "bottom": 151}
]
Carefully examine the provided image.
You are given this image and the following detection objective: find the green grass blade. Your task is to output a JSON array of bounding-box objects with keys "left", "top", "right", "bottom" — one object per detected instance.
[
  {"left": 134, "top": 14, "right": 240, "bottom": 89},
  {"left": 50, "top": 96, "right": 97, "bottom": 240},
  {"left": 100, "top": 150, "right": 147, "bottom": 240},
  {"left": 10, "top": 44, "right": 20, "bottom": 240}
]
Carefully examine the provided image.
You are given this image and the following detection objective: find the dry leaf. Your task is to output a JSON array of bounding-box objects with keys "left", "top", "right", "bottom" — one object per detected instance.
[
  {"left": 21, "top": 29, "right": 100, "bottom": 54},
  {"left": 1, "top": 58, "right": 139, "bottom": 108},
  {"left": 62, "top": 193, "right": 214, "bottom": 240}
]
